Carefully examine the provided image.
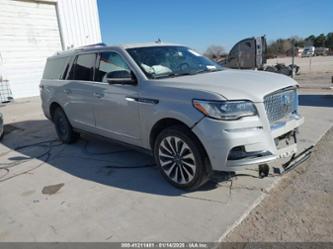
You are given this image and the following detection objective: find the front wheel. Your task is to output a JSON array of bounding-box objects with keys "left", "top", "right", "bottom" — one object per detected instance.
[{"left": 154, "top": 126, "right": 209, "bottom": 190}]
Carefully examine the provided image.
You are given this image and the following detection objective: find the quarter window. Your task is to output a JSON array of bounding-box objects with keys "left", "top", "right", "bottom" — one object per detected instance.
[
  {"left": 43, "top": 56, "right": 70, "bottom": 80},
  {"left": 95, "top": 52, "right": 130, "bottom": 83}
]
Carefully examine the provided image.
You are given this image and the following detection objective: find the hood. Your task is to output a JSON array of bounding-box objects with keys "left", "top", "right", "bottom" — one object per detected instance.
[{"left": 157, "top": 69, "right": 298, "bottom": 102}]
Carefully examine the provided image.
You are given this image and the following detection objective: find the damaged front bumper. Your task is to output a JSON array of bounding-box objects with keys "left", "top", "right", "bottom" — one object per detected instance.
[{"left": 192, "top": 103, "right": 304, "bottom": 172}]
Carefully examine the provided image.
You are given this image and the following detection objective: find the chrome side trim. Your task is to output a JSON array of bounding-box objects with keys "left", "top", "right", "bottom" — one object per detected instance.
[{"left": 126, "top": 96, "right": 159, "bottom": 105}]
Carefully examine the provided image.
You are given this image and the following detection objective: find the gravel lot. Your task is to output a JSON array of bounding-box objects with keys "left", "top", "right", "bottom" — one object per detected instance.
[
  {"left": 267, "top": 56, "right": 333, "bottom": 75},
  {"left": 267, "top": 56, "right": 333, "bottom": 89},
  {"left": 225, "top": 127, "right": 333, "bottom": 242}
]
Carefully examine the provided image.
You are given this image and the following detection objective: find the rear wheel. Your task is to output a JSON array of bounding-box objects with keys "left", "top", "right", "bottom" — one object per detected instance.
[
  {"left": 53, "top": 107, "right": 79, "bottom": 144},
  {"left": 0, "top": 114, "right": 4, "bottom": 140},
  {"left": 154, "top": 125, "right": 209, "bottom": 190}
]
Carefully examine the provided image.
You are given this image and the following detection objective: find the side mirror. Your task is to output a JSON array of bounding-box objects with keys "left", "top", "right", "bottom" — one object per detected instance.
[{"left": 106, "top": 70, "right": 137, "bottom": 85}]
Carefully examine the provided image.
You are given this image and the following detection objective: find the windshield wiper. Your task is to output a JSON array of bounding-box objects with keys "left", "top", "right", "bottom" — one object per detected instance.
[
  {"left": 151, "top": 68, "right": 223, "bottom": 79},
  {"left": 152, "top": 72, "right": 193, "bottom": 79},
  {"left": 193, "top": 68, "right": 223, "bottom": 75}
]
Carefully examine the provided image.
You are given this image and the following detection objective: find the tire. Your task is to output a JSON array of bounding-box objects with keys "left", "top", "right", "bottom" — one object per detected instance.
[
  {"left": 153, "top": 125, "right": 209, "bottom": 190},
  {"left": 53, "top": 107, "right": 79, "bottom": 144},
  {"left": 0, "top": 116, "right": 4, "bottom": 141}
]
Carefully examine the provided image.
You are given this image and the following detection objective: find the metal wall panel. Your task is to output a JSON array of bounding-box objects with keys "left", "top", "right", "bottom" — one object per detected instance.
[
  {"left": 57, "top": 0, "right": 102, "bottom": 50},
  {"left": 0, "top": 0, "right": 102, "bottom": 98},
  {"left": 0, "top": 0, "right": 62, "bottom": 98}
]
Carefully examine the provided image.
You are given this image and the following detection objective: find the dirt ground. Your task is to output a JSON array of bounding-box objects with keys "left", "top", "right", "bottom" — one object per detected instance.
[
  {"left": 267, "top": 56, "right": 333, "bottom": 89},
  {"left": 267, "top": 56, "right": 333, "bottom": 75},
  {"left": 224, "top": 128, "right": 333, "bottom": 242}
]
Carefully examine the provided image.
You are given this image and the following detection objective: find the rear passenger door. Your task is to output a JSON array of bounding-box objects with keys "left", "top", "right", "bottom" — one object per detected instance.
[
  {"left": 92, "top": 51, "right": 141, "bottom": 145},
  {"left": 63, "top": 53, "right": 97, "bottom": 131}
]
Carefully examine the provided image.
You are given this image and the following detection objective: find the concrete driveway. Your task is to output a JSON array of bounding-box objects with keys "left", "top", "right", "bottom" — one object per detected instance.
[{"left": 0, "top": 89, "right": 332, "bottom": 242}]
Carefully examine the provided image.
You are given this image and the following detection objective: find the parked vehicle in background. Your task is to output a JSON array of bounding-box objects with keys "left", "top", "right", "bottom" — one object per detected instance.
[
  {"left": 302, "top": 46, "right": 315, "bottom": 57},
  {"left": 40, "top": 42, "right": 304, "bottom": 190},
  {"left": 0, "top": 112, "right": 4, "bottom": 140},
  {"left": 314, "top": 47, "right": 329, "bottom": 56},
  {"left": 220, "top": 36, "right": 300, "bottom": 77}
]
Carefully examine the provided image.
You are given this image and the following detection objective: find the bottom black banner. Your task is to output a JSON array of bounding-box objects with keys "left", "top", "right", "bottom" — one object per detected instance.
[{"left": 0, "top": 242, "right": 332, "bottom": 249}]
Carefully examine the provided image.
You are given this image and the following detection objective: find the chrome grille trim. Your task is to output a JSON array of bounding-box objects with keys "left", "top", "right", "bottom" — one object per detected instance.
[{"left": 264, "top": 87, "right": 298, "bottom": 124}]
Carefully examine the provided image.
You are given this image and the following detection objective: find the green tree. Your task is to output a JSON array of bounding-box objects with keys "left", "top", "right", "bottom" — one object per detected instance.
[
  {"left": 314, "top": 34, "right": 326, "bottom": 47},
  {"left": 325, "top": 32, "right": 333, "bottom": 49}
]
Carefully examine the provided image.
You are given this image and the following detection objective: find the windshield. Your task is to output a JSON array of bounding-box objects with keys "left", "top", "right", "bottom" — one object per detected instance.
[{"left": 126, "top": 46, "right": 223, "bottom": 79}]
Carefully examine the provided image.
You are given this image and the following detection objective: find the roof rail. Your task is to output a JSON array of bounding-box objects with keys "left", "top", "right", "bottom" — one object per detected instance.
[
  {"left": 54, "top": 43, "right": 107, "bottom": 56},
  {"left": 78, "top": 43, "right": 107, "bottom": 49}
]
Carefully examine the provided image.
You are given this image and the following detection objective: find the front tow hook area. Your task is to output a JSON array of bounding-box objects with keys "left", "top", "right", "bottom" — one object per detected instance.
[
  {"left": 259, "top": 164, "right": 270, "bottom": 178},
  {"left": 258, "top": 145, "right": 314, "bottom": 178}
]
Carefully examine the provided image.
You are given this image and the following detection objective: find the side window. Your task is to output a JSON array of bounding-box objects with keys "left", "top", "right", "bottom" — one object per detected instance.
[
  {"left": 95, "top": 52, "right": 130, "bottom": 83},
  {"left": 73, "top": 53, "right": 96, "bottom": 81},
  {"left": 42, "top": 57, "right": 69, "bottom": 80},
  {"left": 61, "top": 57, "right": 72, "bottom": 80}
]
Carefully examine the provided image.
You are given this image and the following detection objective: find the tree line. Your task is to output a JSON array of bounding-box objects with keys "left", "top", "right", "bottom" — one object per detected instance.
[
  {"left": 204, "top": 32, "right": 333, "bottom": 59},
  {"left": 267, "top": 33, "right": 333, "bottom": 57}
]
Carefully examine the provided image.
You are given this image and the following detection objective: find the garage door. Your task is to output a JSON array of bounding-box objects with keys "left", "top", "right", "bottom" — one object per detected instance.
[{"left": 0, "top": 0, "right": 62, "bottom": 98}]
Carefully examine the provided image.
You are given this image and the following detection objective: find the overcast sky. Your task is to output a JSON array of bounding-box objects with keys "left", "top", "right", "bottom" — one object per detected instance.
[{"left": 98, "top": 0, "right": 333, "bottom": 52}]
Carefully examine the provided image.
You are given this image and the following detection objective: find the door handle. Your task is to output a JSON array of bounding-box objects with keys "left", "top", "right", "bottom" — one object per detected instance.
[
  {"left": 64, "top": 89, "right": 72, "bottom": 94},
  {"left": 93, "top": 92, "right": 104, "bottom": 98}
]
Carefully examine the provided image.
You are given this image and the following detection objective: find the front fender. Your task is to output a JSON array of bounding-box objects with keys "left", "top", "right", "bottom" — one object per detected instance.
[{"left": 139, "top": 98, "right": 204, "bottom": 149}]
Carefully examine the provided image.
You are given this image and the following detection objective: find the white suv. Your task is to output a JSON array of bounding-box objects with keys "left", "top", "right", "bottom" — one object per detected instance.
[{"left": 40, "top": 43, "right": 304, "bottom": 189}]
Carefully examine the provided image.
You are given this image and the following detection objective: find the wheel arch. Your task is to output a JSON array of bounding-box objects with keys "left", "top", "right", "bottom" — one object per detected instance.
[
  {"left": 49, "top": 102, "right": 63, "bottom": 120},
  {"left": 149, "top": 118, "right": 212, "bottom": 172},
  {"left": 149, "top": 118, "right": 188, "bottom": 149}
]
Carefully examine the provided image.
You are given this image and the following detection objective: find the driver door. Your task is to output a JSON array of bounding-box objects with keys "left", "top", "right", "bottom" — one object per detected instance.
[{"left": 92, "top": 51, "right": 142, "bottom": 146}]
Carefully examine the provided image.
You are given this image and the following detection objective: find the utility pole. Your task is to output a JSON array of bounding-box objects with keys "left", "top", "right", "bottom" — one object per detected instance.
[{"left": 291, "top": 39, "right": 295, "bottom": 78}]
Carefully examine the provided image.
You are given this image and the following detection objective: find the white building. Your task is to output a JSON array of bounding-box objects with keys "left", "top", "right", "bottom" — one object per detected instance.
[{"left": 0, "top": 0, "right": 102, "bottom": 99}]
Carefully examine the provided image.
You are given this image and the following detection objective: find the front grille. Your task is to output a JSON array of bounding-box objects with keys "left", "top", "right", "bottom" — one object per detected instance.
[{"left": 264, "top": 88, "right": 298, "bottom": 124}]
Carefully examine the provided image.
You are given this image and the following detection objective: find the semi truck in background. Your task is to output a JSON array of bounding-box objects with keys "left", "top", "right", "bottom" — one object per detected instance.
[
  {"left": 224, "top": 36, "right": 267, "bottom": 69},
  {"left": 222, "top": 36, "right": 299, "bottom": 77},
  {"left": 302, "top": 46, "right": 315, "bottom": 57}
]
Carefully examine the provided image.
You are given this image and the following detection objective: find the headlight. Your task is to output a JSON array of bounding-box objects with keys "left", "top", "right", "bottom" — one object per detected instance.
[{"left": 193, "top": 99, "right": 257, "bottom": 120}]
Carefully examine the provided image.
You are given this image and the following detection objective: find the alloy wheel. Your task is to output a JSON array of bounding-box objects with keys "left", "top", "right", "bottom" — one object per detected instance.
[{"left": 158, "top": 136, "right": 196, "bottom": 184}]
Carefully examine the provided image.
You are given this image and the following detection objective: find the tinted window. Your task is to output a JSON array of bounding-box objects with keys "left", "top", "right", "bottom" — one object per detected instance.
[
  {"left": 42, "top": 57, "right": 69, "bottom": 80},
  {"left": 73, "top": 53, "right": 96, "bottom": 81},
  {"left": 95, "top": 52, "right": 130, "bottom": 82},
  {"left": 62, "top": 58, "right": 72, "bottom": 80}
]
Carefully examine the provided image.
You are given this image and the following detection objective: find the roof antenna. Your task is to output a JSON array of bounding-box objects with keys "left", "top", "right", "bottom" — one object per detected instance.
[{"left": 155, "top": 38, "right": 162, "bottom": 44}]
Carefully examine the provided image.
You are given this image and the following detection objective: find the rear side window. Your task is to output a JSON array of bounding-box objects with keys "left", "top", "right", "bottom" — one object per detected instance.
[
  {"left": 42, "top": 57, "right": 69, "bottom": 80},
  {"left": 72, "top": 53, "right": 96, "bottom": 81}
]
